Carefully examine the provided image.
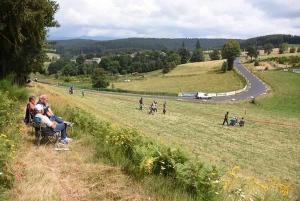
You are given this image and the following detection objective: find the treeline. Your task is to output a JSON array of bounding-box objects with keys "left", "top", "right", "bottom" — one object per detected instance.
[
  {"left": 48, "top": 40, "right": 223, "bottom": 87},
  {"left": 241, "top": 34, "right": 300, "bottom": 49},
  {"left": 50, "top": 38, "right": 241, "bottom": 58}
]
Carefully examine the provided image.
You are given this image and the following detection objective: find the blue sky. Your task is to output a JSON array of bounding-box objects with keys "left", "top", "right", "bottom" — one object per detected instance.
[{"left": 48, "top": 0, "right": 300, "bottom": 39}]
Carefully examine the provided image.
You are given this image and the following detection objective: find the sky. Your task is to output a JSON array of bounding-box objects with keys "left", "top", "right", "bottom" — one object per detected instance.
[{"left": 48, "top": 0, "right": 300, "bottom": 40}]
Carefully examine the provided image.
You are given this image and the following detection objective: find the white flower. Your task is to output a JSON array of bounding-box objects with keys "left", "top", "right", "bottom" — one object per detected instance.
[
  {"left": 215, "top": 192, "right": 219, "bottom": 195},
  {"left": 0, "top": 172, "right": 3, "bottom": 175},
  {"left": 240, "top": 194, "right": 245, "bottom": 198},
  {"left": 215, "top": 180, "right": 220, "bottom": 183},
  {"left": 250, "top": 198, "right": 254, "bottom": 201}
]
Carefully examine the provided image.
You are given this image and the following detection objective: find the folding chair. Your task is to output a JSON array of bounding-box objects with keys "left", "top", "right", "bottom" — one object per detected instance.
[{"left": 34, "top": 117, "right": 61, "bottom": 147}]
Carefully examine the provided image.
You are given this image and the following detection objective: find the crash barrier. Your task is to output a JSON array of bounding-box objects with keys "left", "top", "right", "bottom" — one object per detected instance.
[
  {"left": 283, "top": 69, "right": 300, "bottom": 74},
  {"left": 180, "top": 86, "right": 247, "bottom": 97}
]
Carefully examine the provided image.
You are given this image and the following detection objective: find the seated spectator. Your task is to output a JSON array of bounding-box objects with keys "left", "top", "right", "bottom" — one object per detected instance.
[
  {"left": 24, "top": 96, "right": 36, "bottom": 125},
  {"left": 230, "top": 117, "right": 237, "bottom": 126},
  {"left": 34, "top": 104, "right": 72, "bottom": 145},
  {"left": 239, "top": 117, "right": 245, "bottom": 127},
  {"left": 37, "top": 94, "right": 73, "bottom": 126}
]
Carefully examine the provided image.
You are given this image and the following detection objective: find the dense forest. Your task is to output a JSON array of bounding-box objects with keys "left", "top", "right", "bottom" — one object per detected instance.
[
  {"left": 240, "top": 34, "right": 300, "bottom": 49},
  {"left": 50, "top": 38, "right": 242, "bottom": 58},
  {"left": 49, "top": 34, "right": 300, "bottom": 59}
]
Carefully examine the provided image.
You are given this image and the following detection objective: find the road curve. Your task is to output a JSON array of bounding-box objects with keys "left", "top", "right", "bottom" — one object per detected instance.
[{"left": 42, "top": 57, "right": 268, "bottom": 103}]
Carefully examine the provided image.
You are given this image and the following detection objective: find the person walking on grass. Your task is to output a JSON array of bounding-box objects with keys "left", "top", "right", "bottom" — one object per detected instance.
[
  {"left": 163, "top": 101, "right": 167, "bottom": 115},
  {"left": 139, "top": 97, "right": 143, "bottom": 110},
  {"left": 222, "top": 111, "right": 229, "bottom": 125}
]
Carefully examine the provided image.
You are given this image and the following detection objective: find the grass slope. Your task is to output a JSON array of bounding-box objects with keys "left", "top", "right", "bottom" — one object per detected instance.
[{"left": 114, "top": 60, "right": 244, "bottom": 93}]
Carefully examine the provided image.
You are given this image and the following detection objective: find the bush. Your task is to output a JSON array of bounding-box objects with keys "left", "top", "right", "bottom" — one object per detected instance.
[
  {"left": 254, "top": 60, "right": 260, "bottom": 66},
  {"left": 64, "top": 77, "right": 70, "bottom": 82},
  {"left": 221, "top": 61, "right": 228, "bottom": 72},
  {"left": 265, "top": 66, "right": 269, "bottom": 70}
]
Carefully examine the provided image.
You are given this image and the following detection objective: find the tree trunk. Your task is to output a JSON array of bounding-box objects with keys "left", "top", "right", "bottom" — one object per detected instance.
[{"left": 0, "top": 51, "right": 6, "bottom": 79}]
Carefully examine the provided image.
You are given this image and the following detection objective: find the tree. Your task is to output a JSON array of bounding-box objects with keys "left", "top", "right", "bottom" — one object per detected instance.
[
  {"left": 221, "top": 61, "right": 228, "bottom": 73},
  {"left": 209, "top": 49, "right": 221, "bottom": 60},
  {"left": 195, "top": 40, "right": 201, "bottom": 49},
  {"left": 168, "top": 53, "right": 181, "bottom": 65},
  {"left": 290, "top": 47, "right": 296, "bottom": 53},
  {"left": 246, "top": 46, "right": 258, "bottom": 62},
  {"left": 98, "top": 57, "right": 111, "bottom": 70},
  {"left": 178, "top": 47, "right": 190, "bottom": 64},
  {"left": 297, "top": 47, "right": 300, "bottom": 53},
  {"left": 76, "top": 55, "right": 85, "bottom": 65},
  {"left": 0, "top": 0, "right": 59, "bottom": 83},
  {"left": 263, "top": 43, "right": 274, "bottom": 54},
  {"left": 91, "top": 68, "right": 109, "bottom": 88},
  {"left": 85, "top": 53, "right": 94, "bottom": 59},
  {"left": 279, "top": 42, "right": 289, "bottom": 53},
  {"left": 190, "top": 49, "right": 205, "bottom": 62},
  {"left": 221, "top": 40, "right": 241, "bottom": 71}
]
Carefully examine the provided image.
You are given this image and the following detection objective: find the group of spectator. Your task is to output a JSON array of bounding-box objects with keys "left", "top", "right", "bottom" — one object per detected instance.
[
  {"left": 139, "top": 98, "right": 167, "bottom": 115},
  {"left": 222, "top": 111, "right": 245, "bottom": 127},
  {"left": 24, "top": 94, "right": 74, "bottom": 145}
]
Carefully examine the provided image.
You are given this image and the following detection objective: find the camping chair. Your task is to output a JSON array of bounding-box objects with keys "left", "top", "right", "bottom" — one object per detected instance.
[{"left": 33, "top": 117, "right": 61, "bottom": 147}]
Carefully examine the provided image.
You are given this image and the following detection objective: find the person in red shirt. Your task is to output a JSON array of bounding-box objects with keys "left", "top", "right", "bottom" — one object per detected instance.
[{"left": 24, "top": 96, "right": 36, "bottom": 125}]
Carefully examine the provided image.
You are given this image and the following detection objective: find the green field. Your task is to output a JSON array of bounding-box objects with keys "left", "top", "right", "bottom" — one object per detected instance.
[{"left": 113, "top": 60, "right": 245, "bottom": 93}]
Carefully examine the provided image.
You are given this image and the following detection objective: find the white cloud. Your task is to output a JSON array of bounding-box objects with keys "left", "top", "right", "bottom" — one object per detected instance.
[{"left": 49, "top": 0, "right": 300, "bottom": 39}]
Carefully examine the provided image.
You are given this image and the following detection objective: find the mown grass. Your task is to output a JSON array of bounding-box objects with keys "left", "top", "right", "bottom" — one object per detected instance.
[
  {"left": 31, "top": 81, "right": 300, "bottom": 200},
  {"left": 113, "top": 60, "right": 244, "bottom": 93}
]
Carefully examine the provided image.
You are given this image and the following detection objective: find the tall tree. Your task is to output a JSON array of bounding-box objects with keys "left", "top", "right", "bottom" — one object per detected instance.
[
  {"left": 0, "top": 0, "right": 59, "bottom": 83},
  {"left": 209, "top": 49, "right": 221, "bottom": 60},
  {"left": 246, "top": 46, "right": 258, "bottom": 62},
  {"left": 221, "top": 40, "right": 241, "bottom": 71},
  {"left": 190, "top": 49, "right": 205, "bottom": 62},
  {"left": 195, "top": 40, "right": 201, "bottom": 49},
  {"left": 91, "top": 68, "right": 109, "bottom": 88},
  {"left": 263, "top": 43, "right": 274, "bottom": 55},
  {"left": 178, "top": 47, "right": 190, "bottom": 64}
]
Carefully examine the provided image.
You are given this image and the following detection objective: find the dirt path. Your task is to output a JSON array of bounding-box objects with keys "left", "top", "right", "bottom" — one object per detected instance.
[{"left": 11, "top": 85, "right": 156, "bottom": 201}]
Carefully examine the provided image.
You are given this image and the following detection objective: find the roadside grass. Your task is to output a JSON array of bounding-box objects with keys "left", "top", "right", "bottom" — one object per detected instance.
[
  {"left": 10, "top": 85, "right": 159, "bottom": 201},
  {"left": 28, "top": 82, "right": 300, "bottom": 200},
  {"left": 243, "top": 62, "right": 300, "bottom": 118},
  {"left": 39, "top": 83, "right": 300, "bottom": 185},
  {"left": 258, "top": 52, "right": 300, "bottom": 59},
  {"left": 113, "top": 60, "right": 244, "bottom": 93}
]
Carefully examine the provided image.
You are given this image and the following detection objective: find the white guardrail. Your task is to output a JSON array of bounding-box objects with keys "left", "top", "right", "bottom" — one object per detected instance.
[{"left": 179, "top": 86, "right": 247, "bottom": 97}]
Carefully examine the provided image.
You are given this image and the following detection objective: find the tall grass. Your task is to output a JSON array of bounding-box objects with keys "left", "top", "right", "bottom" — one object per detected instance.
[{"left": 0, "top": 75, "right": 28, "bottom": 200}]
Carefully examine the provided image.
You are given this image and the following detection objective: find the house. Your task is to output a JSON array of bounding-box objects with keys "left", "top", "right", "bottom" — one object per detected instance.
[{"left": 84, "top": 58, "right": 101, "bottom": 65}]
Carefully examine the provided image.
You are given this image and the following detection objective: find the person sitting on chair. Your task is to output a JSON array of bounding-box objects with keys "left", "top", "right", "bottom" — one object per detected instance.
[
  {"left": 34, "top": 104, "right": 72, "bottom": 145},
  {"left": 37, "top": 94, "right": 73, "bottom": 127},
  {"left": 239, "top": 117, "right": 245, "bottom": 127}
]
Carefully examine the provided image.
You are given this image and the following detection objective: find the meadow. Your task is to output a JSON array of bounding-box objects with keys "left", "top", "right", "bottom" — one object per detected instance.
[{"left": 113, "top": 60, "right": 245, "bottom": 93}]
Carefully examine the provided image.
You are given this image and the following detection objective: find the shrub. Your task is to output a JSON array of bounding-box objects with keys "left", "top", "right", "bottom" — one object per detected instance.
[
  {"left": 265, "top": 66, "right": 269, "bottom": 70},
  {"left": 221, "top": 61, "right": 228, "bottom": 72},
  {"left": 254, "top": 60, "right": 260, "bottom": 66},
  {"left": 64, "top": 77, "right": 70, "bottom": 82}
]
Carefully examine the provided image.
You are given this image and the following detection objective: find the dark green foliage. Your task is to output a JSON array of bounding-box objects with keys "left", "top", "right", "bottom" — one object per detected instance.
[
  {"left": 221, "top": 40, "right": 241, "bottom": 70},
  {"left": 297, "top": 47, "right": 300, "bottom": 52},
  {"left": 168, "top": 53, "right": 181, "bottom": 65},
  {"left": 162, "top": 63, "right": 171, "bottom": 74},
  {"left": 190, "top": 48, "right": 205, "bottom": 62},
  {"left": 221, "top": 61, "right": 228, "bottom": 72},
  {"left": 0, "top": 0, "right": 59, "bottom": 83},
  {"left": 279, "top": 48, "right": 284, "bottom": 54},
  {"left": 263, "top": 43, "right": 274, "bottom": 54},
  {"left": 51, "top": 38, "right": 241, "bottom": 58},
  {"left": 246, "top": 46, "right": 258, "bottom": 62},
  {"left": 209, "top": 49, "right": 221, "bottom": 60},
  {"left": 179, "top": 47, "right": 191, "bottom": 64},
  {"left": 76, "top": 55, "right": 85, "bottom": 65},
  {"left": 240, "top": 34, "right": 300, "bottom": 49},
  {"left": 91, "top": 68, "right": 110, "bottom": 88},
  {"left": 254, "top": 60, "right": 260, "bottom": 66},
  {"left": 290, "top": 47, "right": 296, "bottom": 53}
]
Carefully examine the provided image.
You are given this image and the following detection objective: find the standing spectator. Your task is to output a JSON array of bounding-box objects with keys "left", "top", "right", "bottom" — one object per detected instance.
[
  {"left": 82, "top": 90, "right": 85, "bottom": 98},
  {"left": 154, "top": 101, "right": 158, "bottom": 112},
  {"left": 239, "top": 117, "right": 245, "bottom": 126},
  {"left": 222, "top": 111, "right": 229, "bottom": 125},
  {"left": 139, "top": 97, "right": 143, "bottom": 110},
  {"left": 163, "top": 101, "right": 167, "bottom": 115}
]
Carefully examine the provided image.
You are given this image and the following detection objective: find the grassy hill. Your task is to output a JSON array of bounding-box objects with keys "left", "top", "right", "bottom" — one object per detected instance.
[{"left": 113, "top": 60, "right": 245, "bottom": 93}]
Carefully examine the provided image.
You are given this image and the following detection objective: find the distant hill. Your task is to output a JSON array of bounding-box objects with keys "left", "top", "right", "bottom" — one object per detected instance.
[
  {"left": 240, "top": 34, "right": 300, "bottom": 48},
  {"left": 49, "top": 34, "right": 300, "bottom": 58},
  {"left": 50, "top": 38, "right": 244, "bottom": 58}
]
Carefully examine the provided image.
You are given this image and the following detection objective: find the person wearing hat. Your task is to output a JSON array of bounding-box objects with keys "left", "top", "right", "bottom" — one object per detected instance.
[{"left": 34, "top": 104, "right": 72, "bottom": 145}]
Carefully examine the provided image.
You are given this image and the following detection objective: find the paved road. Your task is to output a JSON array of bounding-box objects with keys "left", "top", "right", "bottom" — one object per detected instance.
[{"left": 43, "top": 57, "right": 268, "bottom": 102}]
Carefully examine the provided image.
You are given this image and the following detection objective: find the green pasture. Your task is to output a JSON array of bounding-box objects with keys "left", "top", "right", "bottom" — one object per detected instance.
[
  {"left": 258, "top": 52, "right": 300, "bottom": 59},
  {"left": 113, "top": 60, "right": 245, "bottom": 93},
  {"left": 41, "top": 72, "right": 300, "bottom": 188}
]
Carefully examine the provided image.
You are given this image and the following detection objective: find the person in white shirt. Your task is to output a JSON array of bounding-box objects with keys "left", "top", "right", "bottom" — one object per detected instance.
[{"left": 34, "top": 104, "right": 72, "bottom": 145}]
